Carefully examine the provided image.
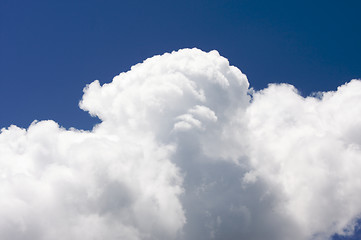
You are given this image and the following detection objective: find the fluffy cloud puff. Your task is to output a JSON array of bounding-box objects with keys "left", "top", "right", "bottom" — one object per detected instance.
[
  {"left": 0, "top": 48, "right": 361, "bottom": 240},
  {"left": 246, "top": 81, "right": 361, "bottom": 239}
]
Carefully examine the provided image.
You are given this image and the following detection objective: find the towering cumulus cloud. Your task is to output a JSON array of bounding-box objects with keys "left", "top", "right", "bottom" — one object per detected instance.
[{"left": 0, "top": 48, "right": 361, "bottom": 240}]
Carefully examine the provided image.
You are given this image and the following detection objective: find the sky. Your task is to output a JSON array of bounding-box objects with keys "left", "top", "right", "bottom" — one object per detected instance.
[
  {"left": 1, "top": 0, "right": 360, "bottom": 130},
  {"left": 1, "top": 1, "right": 361, "bottom": 240}
]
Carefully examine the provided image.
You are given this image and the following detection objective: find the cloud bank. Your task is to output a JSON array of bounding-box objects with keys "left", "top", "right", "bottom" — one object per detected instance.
[{"left": 1, "top": 48, "right": 361, "bottom": 240}]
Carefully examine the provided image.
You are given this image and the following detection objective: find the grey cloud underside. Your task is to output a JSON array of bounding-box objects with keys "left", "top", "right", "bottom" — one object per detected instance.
[{"left": 1, "top": 49, "right": 361, "bottom": 240}]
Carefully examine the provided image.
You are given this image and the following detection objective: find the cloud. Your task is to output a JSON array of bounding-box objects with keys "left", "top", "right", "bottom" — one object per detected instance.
[
  {"left": 246, "top": 81, "right": 361, "bottom": 239},
  {"left": 1, "top": 48, "right": 361, "bottom": 240}
]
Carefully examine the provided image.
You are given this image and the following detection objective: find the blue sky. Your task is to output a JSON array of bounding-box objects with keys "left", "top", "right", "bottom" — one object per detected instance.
[
  {"left": 1, "top": 0, "right": 360, "bottom": 130},
  {"left": 1, "top": 1, "right": 361, "bottom": 239}
]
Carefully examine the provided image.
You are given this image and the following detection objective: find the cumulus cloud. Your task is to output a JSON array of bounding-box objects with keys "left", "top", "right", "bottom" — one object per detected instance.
[
  {"left": 1, "top": 48, "right": 361, "bottom": 240},
  {"left": 246, "top": 81, "right": 361, "bottom": 239}
]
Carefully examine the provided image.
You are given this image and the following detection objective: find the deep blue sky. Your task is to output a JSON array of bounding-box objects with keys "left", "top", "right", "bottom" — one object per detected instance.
[
  {"left": 1, "top": 0, "right": 360, "bottom": 131},
  {"left": 1, "top": 0, "right": 361, "bottom": 239}
]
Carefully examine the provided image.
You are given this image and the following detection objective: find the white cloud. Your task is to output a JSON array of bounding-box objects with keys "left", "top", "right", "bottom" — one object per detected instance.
[
  {"left": 0, "top": 120, "right": 184, "bottom": 240},
  {"left": 1, "top": 48, "right": 361, "bottom": 240},
  {"left": 246, "top": 81, "right": 361, "bottom": 239}
]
